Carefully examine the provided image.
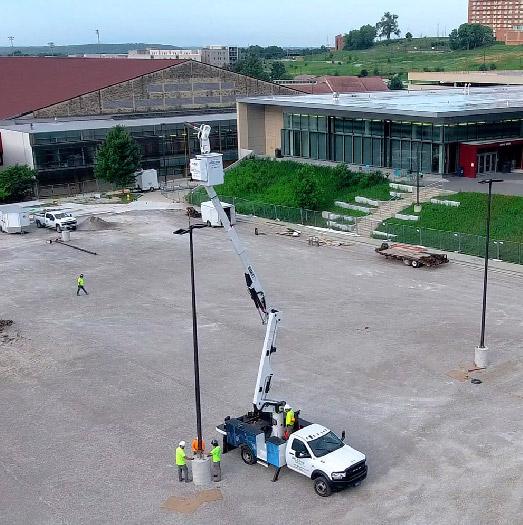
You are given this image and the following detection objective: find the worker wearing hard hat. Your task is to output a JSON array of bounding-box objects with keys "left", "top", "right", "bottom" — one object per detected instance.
[
  {"left": 284, "top": 404, "right": 296, "bottom": 437},
  {"left": 207, "top": 439, "right": 222, "bottom": 482},
  {"left": 175, "top": 441, "right": 193, "bottom": 482}
]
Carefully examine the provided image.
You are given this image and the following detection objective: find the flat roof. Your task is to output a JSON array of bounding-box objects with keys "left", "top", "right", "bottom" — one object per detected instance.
[
  {"left": 238, "top": 86, "right": 523, "bottom": 120},
  {"left": 0, "top": 112, "right": 237, "bottom": 134}
]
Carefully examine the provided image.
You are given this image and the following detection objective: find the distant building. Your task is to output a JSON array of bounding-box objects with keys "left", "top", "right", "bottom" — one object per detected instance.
[
  {"left": 409, "top": 70, "right": 523, "bottom": 89},
  {"left": 335, "top": 34, "right": 345, "bottom": 51},
  {"left": 0, "top": 57, "right": 297, "bottom": 187},
  {"left": 128, "top": 46, "right": 241, "bottom": 67},
  {"left": 274, "top": 75, "right": 389, "bottom": 94},
  {"left": 468, "top": 0, "right": 523, "bottom": 44},
  {"left": 128, "top": 49, "right": 203, "bottom": 61}
]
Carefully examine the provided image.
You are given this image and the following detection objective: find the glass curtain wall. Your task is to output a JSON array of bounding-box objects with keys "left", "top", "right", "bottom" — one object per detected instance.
[
  {"left": 32, "top": 120, "right": 238, "bottom": 184},
  {"left": 281, "top": 112, "right": 523, "bottom": 175}
]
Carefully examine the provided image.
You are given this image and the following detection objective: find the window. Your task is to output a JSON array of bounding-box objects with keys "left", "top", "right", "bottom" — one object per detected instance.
[
  {"left": 318, "top": 133, "right": 327, "bottom": 160},
  {"left": 372, "top": 138, "right": 382, "bottom": 167},
  {"left": 353, "top": 119, "right": 364, "bottom": 135},
  {"left": 353, "top": 136, "right": 362, "bottom": 164},
  {"left": 308, "top": 432, "right": 344, "bottom": 458},
  {"left": 334, "top": 135, "right": 344, "bottom": 162},
  {"left": 344, "top": 136, "right": 353, "bottom": 163},
  {"left": 363, "top": 137, "right": 372, "bottom": 165},
  {"left": 317, "top": 116, "right": 327, "bottom": 132},
  {"left": 291, "top": 439, "right": 310, "bottom": 458}
]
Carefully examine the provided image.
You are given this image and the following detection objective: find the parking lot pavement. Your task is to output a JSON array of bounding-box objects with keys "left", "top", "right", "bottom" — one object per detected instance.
[{"left": 1, "top": 209, "right": 522, "bottom": 525}]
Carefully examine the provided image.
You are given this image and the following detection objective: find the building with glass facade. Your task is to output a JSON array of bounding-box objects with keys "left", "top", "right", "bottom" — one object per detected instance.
[
  {"left": 0, "top": 114, "right": 237, "bottom": 185},
  {"left": 237, "top": 87, "right": 523, "bottom": 178}
]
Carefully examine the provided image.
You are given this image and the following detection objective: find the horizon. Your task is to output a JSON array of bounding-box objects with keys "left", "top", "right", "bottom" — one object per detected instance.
[{"left": 2, "top": 0, "right": 467, "bottom": 48}]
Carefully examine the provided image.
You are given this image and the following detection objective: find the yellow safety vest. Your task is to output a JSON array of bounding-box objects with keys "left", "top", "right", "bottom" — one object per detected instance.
[
  {"left": 285, "top": 409, "right": 295, "bottom": 426},
  {"left": 77, "top": 277, "right": 85, "bottom": 286},
  {"left": 175, "top": 447, "right": 186, "bottom": 466},
  {"left": 210, "top": 446, "right": 221, "bottom": 463}
]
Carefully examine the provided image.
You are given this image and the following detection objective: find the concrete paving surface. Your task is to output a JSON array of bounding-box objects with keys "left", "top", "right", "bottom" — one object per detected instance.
[{"left": 0, "top": 209, "right": 522, "bottom": 525}]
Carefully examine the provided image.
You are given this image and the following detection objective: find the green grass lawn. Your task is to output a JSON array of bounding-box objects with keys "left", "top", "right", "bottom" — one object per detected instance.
[
  {"left": 283, "top": 39, "right": 523, "bottom": 79},
  {"left": 208, "top": 158, "right": 390, "bottom": 213},
  {"left": 383, "top": 192, "right": 523, "bottom": 242}
]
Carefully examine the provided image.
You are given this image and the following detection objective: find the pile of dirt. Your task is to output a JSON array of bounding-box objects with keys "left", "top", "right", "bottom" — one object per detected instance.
[
  {"left": 161, "top": 488, "right": 223, "bottom": 514},
  {"left": 77, "top": 216, "right": 118, "bottom": 231},
  {"left": 0, "top": 320, "right": 13, "bottom": 333}
]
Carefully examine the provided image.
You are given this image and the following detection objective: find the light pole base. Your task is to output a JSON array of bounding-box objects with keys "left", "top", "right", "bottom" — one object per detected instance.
[
  {"left": 191, "top": 457, "right": 211, "bottom": 486},
  {"left": 475, "top": 346, "right": 488, "bottom": 369},
  {"left": 414, "top": 204, "right": 422, "bottom": 213}
]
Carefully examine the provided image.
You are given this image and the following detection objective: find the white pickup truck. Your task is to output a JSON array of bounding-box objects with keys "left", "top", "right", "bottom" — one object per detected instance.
[{"left": 34, "top": 209, "right": 77, "bottom": 232}]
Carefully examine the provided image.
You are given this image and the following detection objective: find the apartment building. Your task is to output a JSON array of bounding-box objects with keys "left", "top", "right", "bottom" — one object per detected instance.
[{"left": 468, "top": 0, "right": 523, "bottom": 44}]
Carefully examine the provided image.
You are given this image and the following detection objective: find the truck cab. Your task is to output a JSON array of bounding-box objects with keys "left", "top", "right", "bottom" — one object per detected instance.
[
  {"left": 286, "top": 424, "right": 367, "bottom": 497},
  {"left": 35, "top": 209, "right": 77, "bottom": 232}
]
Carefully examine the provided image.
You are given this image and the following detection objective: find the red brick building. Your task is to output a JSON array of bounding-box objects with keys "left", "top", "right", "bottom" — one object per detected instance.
[{"left": 468, "top": 0, "right": 523, "bottom": 44}]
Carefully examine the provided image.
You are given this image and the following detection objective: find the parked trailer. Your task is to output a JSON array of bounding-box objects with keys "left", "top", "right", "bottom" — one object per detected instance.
[
  {"left": 376, "top": 242, "right": 448, "bottom": 268},
  {"left": 0, "top": 205, "right": 30, "bottom": 234}
]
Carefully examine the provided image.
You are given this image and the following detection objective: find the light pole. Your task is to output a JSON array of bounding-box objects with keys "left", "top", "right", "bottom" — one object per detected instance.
[
  {"left": 95, "top": 29, "right": 101, "bottom": 57},
  {"left": 8, "top": 36, "right": 14, "bottom": 48},
  {"left": 173, "top": 223, "right": 208, "bottom": 455},
  {"left": 48, "top": 42, "right": 55, "bottom": 56},
  {"left": 475, "top": 178, "right": 503, "bottom": 368}
]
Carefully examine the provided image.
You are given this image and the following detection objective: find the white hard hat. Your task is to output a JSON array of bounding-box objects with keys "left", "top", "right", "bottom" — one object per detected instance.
[
  {"left": 179, "top": 440, "right": 186, "bottom": 447},
  {"left": 284, "top": 403, "right": 291, "bottom": 410}
]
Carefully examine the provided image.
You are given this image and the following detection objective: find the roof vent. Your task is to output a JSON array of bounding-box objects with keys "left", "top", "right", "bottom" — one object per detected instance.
[{"left": 332, "top": 91, "right": 340, "bottom": 102}]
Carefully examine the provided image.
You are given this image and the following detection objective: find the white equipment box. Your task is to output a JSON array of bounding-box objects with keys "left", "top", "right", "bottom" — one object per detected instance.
[
  {"left": 201, "top": 200, "right": 236, "bottom": 227},
  {"left": 135, "top": 169, "right": 159, "bottom": 191},
  {"left": 0, "top": 205, "right": 30, "bottom": 234},
  {"left": 190, "top": 153, "right": 224, "bottom": 186}
]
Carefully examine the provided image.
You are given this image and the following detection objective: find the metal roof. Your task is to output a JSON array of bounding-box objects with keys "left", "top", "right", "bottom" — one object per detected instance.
[
  {"left": 0, "top": 112, "right": 237, "bottom": 134},
  {"left": 238, "top": 86, "right": 523, "bottom": 120},
  {"left": 0, "top": 57, "right": 185, "bottom": 120}
]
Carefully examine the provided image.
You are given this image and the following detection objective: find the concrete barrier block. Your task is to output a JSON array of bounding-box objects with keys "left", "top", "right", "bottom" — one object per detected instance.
[
  {"left": 430, "top": 198, "right": 461, "bottom": 207},
  {"left": 394, "top": 213, "right": 419, "bottom": 221},
  {"left": 355, "top": 196, "right": 380, "bottom": 207}
]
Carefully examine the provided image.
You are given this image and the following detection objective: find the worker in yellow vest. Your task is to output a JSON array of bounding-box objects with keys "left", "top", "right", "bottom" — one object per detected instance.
[
  {"left": 284, "top": 404, "right": 296, "bottom": 438},
  {"left": 207, "top": 439, "right": 222, "bottom": 482},
  {"left": 76, "top": 274, "right": 88, "bottom": 296},
  {"left": 175, "top": 441, "right": 193, "bottom": 483}
]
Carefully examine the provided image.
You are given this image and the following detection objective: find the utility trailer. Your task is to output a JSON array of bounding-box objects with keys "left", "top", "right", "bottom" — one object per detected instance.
[{"left": 376, "top": 242, "right": 448, "bottom": 268}]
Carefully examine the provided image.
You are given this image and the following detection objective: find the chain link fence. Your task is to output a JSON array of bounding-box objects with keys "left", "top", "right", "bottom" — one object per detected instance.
[
  {"left": 374, "top": 223, "right": 523, "bottom": 265},
  {"left": 187, "top": 191, "right": 330, "bottom": 229}
]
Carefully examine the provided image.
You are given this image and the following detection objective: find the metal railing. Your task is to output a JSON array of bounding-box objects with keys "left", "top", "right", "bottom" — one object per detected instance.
[
  {"left": 374, "top": 223, "right": 523, "bottom": 265},
  {"left": 37, "top": 179, "right": 118, "bottom": 198}
]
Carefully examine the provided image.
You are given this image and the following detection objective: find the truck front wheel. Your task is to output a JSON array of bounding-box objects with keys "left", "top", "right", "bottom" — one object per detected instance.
[
  {"left": 240, "top": 446, "right": 256, "bottom": 465},
  {"left": 313, "top": 476, "right": 332, "bottom": 497}
]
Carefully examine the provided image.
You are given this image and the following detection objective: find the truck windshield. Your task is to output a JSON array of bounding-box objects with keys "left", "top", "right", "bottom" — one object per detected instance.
[
  {"left": 308, "top": 432, "right": 344, "bottom": 458},
  {"left": 54, "top": 213, "right": 70, "bottom": 219}
]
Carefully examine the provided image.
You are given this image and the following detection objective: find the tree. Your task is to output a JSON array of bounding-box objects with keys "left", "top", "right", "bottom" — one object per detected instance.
[
  {"left": 377, "top": 12, "right": 401, "bottom": 40},
  {"left": 344, "top": 24, "right": 377, "bottom": 50},
  {"left": 389, "top": 75, "right": 404, "bottom": 90},
  {"left": 295, "top": 172, "right": 323, "bottom": 210},
  {"left": 270, "top": 61, "right": 288, "bottom": 81},
  {"left": 405, "top": 32, "right": 413, "bottom": 41},
  {"left": 233, "top": 54, "right": 270, "bottom": 81},
  {"left": 94, "top": 126, "right": 141, "bottom": 187},
  {"left": 449, "top": 23, "right": 494, "bottom": 50},
  {"left": 0, "top": 165, "right": 36, "bottom": 203}
]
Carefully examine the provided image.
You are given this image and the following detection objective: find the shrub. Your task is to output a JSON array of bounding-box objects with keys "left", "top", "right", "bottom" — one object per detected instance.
[{"left": 0, "top": 164, "right": 36, "bottom": 203}]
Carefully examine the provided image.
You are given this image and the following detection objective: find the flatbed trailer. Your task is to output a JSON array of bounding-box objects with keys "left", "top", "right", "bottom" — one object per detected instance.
[{"left": 376, "top": 242, "right": 448, "bottom": 268}]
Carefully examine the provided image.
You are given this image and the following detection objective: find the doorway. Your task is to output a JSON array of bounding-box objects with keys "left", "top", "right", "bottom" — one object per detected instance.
[{"left": 477, "top": 151, "right": 498, "bottom": 174}]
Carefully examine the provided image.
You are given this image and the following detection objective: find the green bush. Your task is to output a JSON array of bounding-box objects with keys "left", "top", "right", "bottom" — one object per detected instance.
[
  {"left": 0, "top": 164, "right": 36, "bottom": 203},
  {"left": 216, "top": 158, "right": 387, "bottom": 211}
]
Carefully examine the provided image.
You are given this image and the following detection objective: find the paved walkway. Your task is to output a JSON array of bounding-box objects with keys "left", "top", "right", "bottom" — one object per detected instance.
[{"left": 444, "top": 173, "right": 523, "bottom": 196}]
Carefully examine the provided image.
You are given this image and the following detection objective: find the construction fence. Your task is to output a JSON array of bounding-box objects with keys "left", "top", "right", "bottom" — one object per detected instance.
[
  {"left": 187, "top": 191, "right": 330, "bottom": 229},
  {"left": 374, "top": 223, "right": 523, "bottom": 265}
]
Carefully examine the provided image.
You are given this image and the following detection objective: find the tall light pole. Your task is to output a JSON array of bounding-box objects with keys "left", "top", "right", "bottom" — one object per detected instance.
[
  {"left": 475, "top": 178, "right": 503, "bottom": 369},
  {"left": 95, "top": 29, "right": 101, "bottom": 57},
  {"left": 48, "top": 42, "right": 55, "bottom": 56},
  {"left": 8, "top": 36, "right": 14, "bottom": 48},
  {"left": 173, "top": 223, "right": 208, "bottom": 455}
]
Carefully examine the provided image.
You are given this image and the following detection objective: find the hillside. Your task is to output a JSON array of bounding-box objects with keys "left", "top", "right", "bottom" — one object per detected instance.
[{"left": 284, "top": 39, "right": 523, "bottom": 78}]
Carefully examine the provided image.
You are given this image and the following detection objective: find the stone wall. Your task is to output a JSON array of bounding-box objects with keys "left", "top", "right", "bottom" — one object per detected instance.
[{"left": 32, "top": 61, "right": 298, "bottom": 118}]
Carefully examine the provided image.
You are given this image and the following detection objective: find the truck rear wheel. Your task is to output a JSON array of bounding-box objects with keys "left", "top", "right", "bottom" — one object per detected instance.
[
  {"left": 56, "top": 224, "right": 62, "bottom": 232},
  {"left": 411, "top": 260, "right": 421, "bottom": 268},
  {"left": 240, "top": 446, "right": 256, "bottom": 465},
  {"left": 313, "top": 476, "right": 332, "bottom": 497},
  {"left": 36, "top": 221, "right": 42, "bottom": 228}
]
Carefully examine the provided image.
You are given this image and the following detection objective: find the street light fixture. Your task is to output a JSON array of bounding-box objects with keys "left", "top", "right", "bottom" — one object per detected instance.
[
  {"left": 173, "top": 223, "right": 208, "bottom": 455},
  {"left": 475, "top": 178, "right": 503, "bottom": 368}
]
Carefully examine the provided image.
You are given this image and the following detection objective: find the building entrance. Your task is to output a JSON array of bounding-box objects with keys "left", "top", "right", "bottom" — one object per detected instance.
[{"left": 477, "top": 151, "right": 498, "bottom": 174}]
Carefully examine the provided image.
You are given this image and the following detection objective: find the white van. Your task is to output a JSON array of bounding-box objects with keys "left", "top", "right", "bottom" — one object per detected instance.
[
  {"left": 0, "top": 205, "right": 31, "bottom": 234},
  {"left": 135, "top": 169, "right": 159, "bottom": 191}
]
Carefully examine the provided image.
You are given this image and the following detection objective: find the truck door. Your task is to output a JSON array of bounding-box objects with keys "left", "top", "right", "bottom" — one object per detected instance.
[
  {"left": 45, "top": 213, "right": 54, "bottom": 226},
  {"left": 286, "top": 438, "right": 315, "bottom": 477}
]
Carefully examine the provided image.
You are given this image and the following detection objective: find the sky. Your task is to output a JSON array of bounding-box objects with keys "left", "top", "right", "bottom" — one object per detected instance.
[{"left": 2, "top": 0, "right": 468, "bottom": 48}]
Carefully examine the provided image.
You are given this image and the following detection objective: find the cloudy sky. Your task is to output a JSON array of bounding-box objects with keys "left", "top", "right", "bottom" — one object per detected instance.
[{"left": 3, "top": 0, "right": 468, "bottom": 47}]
